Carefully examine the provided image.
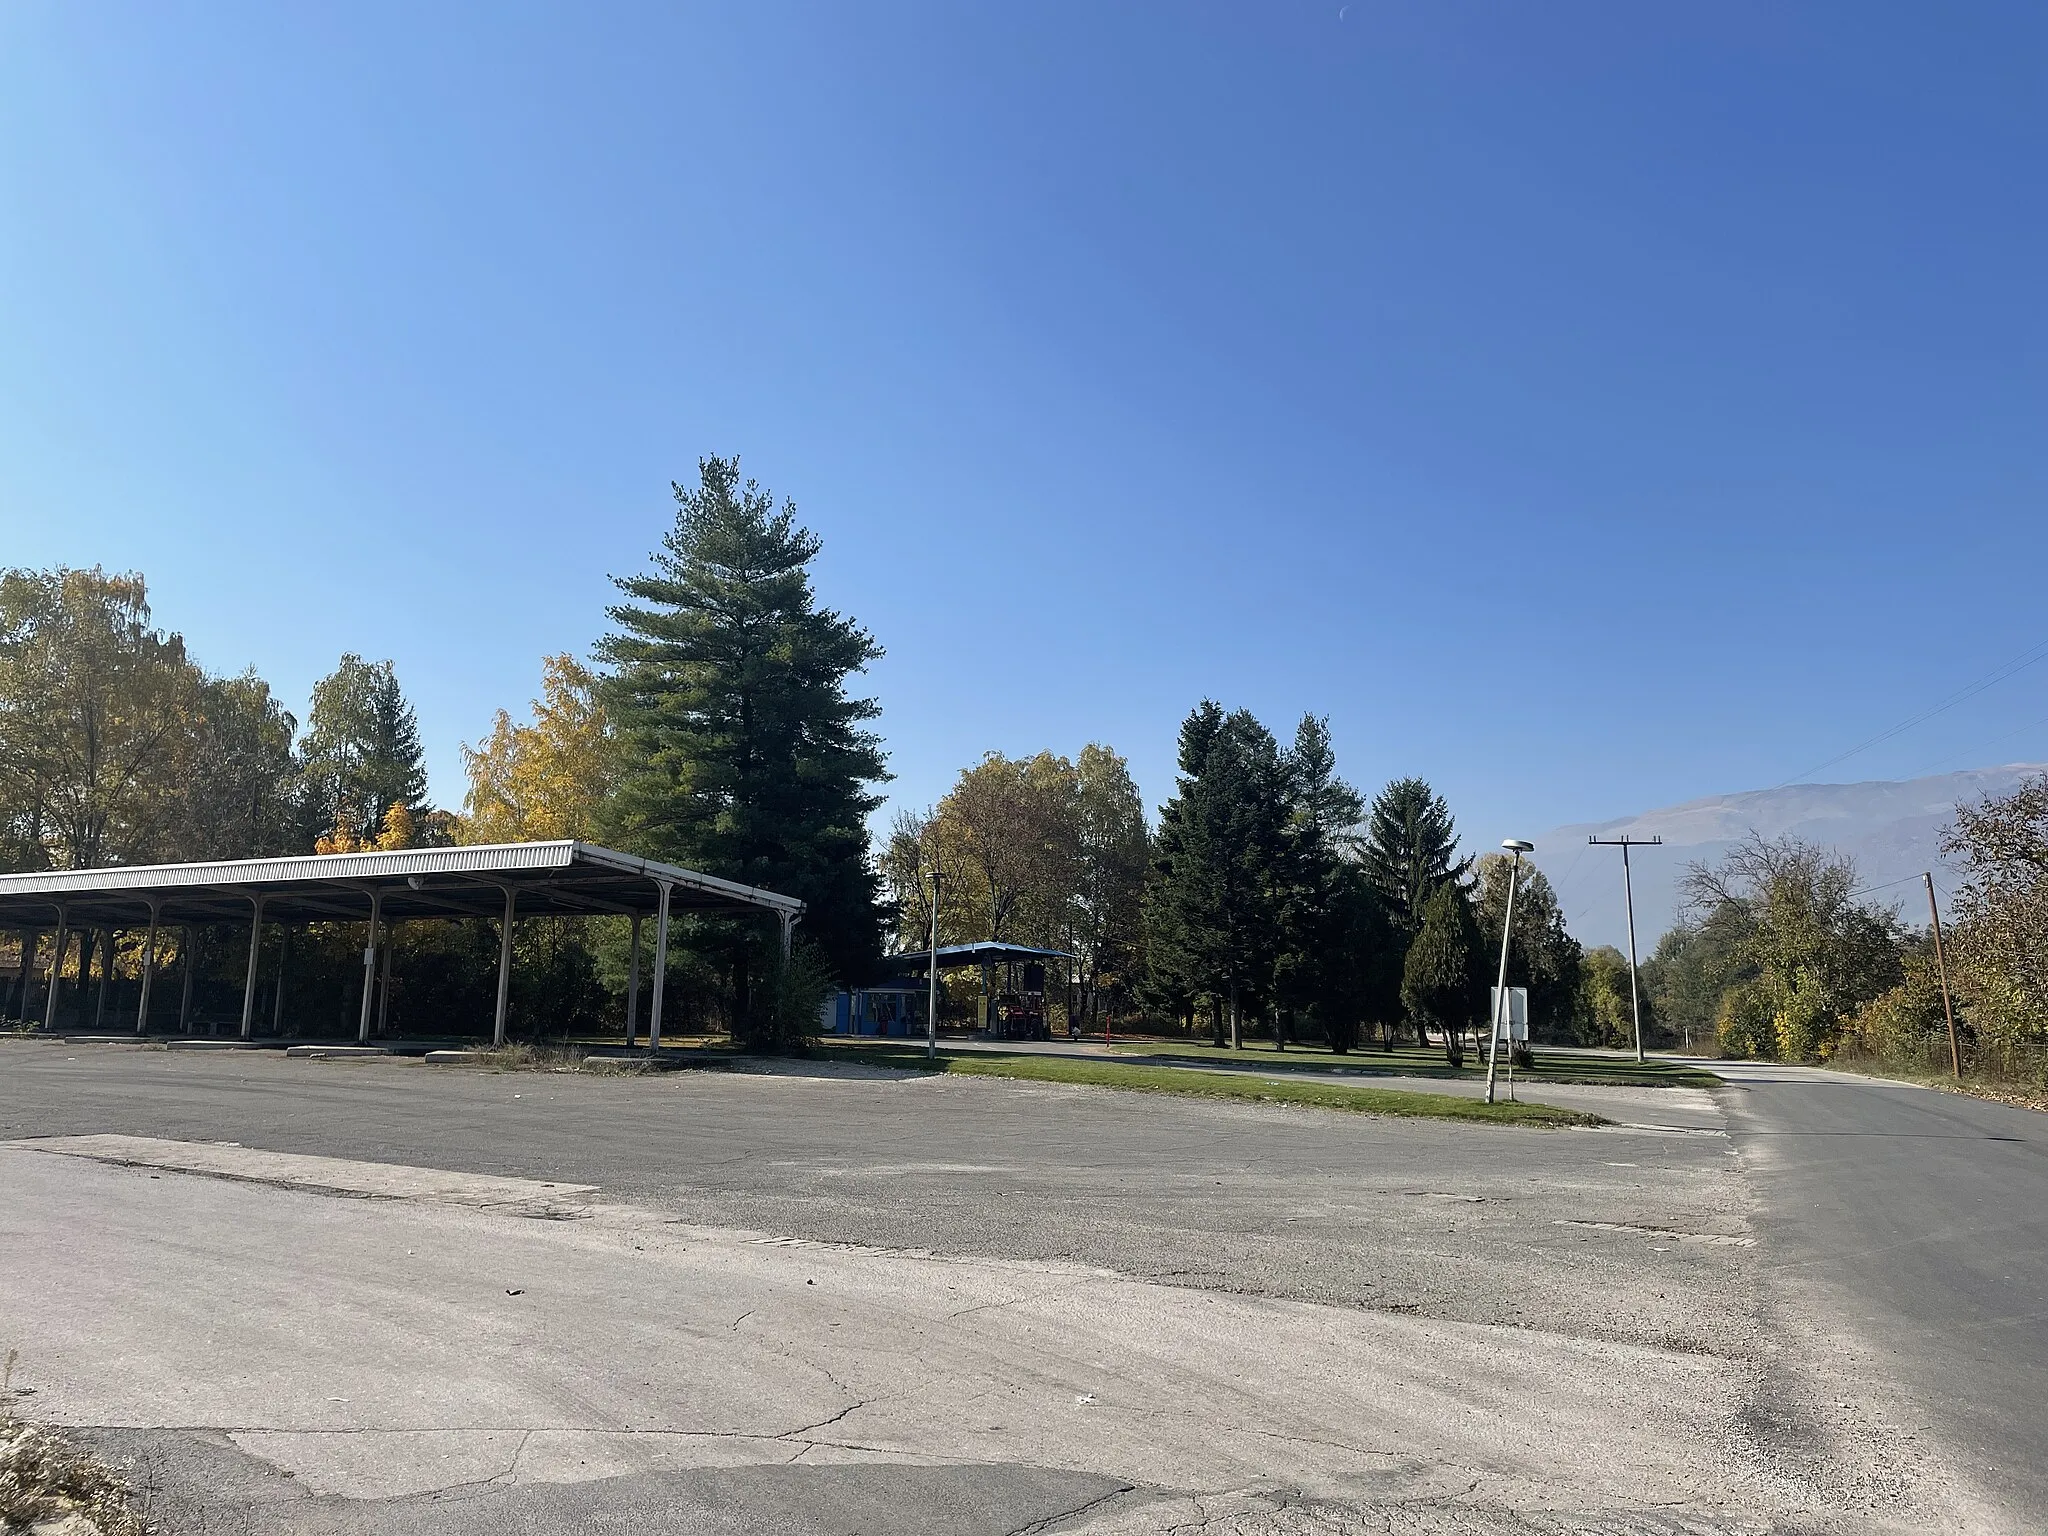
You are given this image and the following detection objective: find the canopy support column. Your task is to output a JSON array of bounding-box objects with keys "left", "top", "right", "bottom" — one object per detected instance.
[
  {"left": 6, "top": 929, "right": 28, "bottom": 1022},
  {"left": 778, "top": 910, "right": 795, "bottom": 963},
  {"left": 239, "top": 898, "right": 266, "bottom": 1039},
  {"left": 357, "top": 890, "right": 384, "bottom": 1043},
  {"left": 136, "top": 902, "right": 161, "bottom": 1035},
  {"left": 272, "top": 924, "right": 290, "bottom": 1034},
  {"left": 492, "top": 885, "right": 516, "bottom": 1048},
  {"left": 648, "top": 879, "right": 672, "bottom": 1052},
  {"left": 42, "top": 907, "right": 68, "bottom": 1033},
  {"left": 625, "top": 913, "right": 642, "bottom": 1048},
  {"left": 9, "top": 933, "right": 31, "bottom": 1028},
  {"left": 93, "top": 930, "right": 113, "bottom": 1030},
  {"left": 179, "top": 926, "right": 197, "bottom": 1035}
]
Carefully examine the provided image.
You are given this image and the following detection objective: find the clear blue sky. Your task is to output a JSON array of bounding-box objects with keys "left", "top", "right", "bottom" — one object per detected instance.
[{"left": 4, "top": 2, "right": 2045, "bottom": 865}]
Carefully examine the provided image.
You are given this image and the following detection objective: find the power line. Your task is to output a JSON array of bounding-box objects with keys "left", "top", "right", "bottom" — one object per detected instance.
[
  {"left": 1773, "top": 637, "right": 2048, "bottom": 790},
  {"left": 1847, "top": 871, "right": 1928, "bottom": 901},
  {"left": 1902, "top": 709, "right": 2048, "bottom": 781}
]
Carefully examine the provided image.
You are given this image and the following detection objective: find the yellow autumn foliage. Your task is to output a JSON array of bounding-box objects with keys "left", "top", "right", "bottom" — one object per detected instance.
[{"left": 458, "top": 654, "right": 616, "bottom": 845}]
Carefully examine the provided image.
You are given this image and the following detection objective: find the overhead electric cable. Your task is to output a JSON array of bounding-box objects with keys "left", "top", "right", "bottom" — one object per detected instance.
[
  {"left": 1902, "top": 709, "right": 2048, "bottom": 781},
  {"left": 1846, "top": 871, "right": 1927, "bottom": 901},
  {"left": 1773, "top": 637, "right": 2048, "bottom": 790}
]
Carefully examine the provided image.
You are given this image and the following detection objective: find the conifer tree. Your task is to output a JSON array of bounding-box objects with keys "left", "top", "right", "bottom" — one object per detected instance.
[
  {"left": 1273, "top": 715, "right": 1368, "bottom": 1050},
  {"left": 599, "top": 456, "right": 887, "bottom": 999},
  {"left": 1401, "top": 881, "right": 1483, "bottom": 1065},
  {"left": 1361, "top": 777, "right": 1468, "bottom": 937},
  {"left": 1146, "top": 701, "right": 1289, "bottom": 1048}
]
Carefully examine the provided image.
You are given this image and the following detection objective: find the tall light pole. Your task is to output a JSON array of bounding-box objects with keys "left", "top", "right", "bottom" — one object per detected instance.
[
  {"left": 1484, "top": 840, "right": 1533, "bottom": 1105},
  {"left": 1589, "top": 835, "right": 1660, "bottom": 1063},
  {"left": 926, "top": 867, "right": 942, "bottom": 1064}
]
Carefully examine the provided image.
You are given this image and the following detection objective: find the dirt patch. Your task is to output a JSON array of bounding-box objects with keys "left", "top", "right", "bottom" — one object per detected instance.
[{"left": 2, "top": 1354, "right": 144, "bottom": 1536}]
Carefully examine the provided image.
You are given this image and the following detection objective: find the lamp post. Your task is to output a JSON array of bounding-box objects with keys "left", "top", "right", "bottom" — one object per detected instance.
[
  {"left": 1484, "top": 839, "right": 1533, "bottom": 1106},
  {"left": 926, "top": 867, "right": 942, "bottom": 1064}
]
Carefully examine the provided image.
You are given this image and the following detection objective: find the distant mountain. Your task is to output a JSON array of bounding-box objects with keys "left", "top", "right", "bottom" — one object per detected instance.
[{"left": 1532, "top": 764, "right": 2046, "bottom": 954}]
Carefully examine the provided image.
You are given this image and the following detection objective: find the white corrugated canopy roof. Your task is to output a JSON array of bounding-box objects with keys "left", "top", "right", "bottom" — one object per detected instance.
[{"left": 0, "top": 842, "right": 804, "bottom": 928}]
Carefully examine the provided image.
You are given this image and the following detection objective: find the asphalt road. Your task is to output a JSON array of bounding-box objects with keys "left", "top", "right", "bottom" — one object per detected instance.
[
  {"left": 1713, "top": 1061, "right": 2048, "bottom": 1523},
  {"left": 1, "top": 1041, "right": 2040, "bottom": 1531}
]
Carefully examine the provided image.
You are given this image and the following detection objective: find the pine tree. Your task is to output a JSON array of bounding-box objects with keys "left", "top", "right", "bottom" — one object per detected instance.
[
  {"left": 1361, "top": 777, "right": 1468, "bottom": 937},
  {"left": 1272, "top": 715, "right": 1365, "bottom": 1050},
  {"left": 1145, "top": 702, "right": 1289, "bottom": 1048},
  {"left": 1401, "top": 882, "right": 1483, "bottom": 1065},
  {"left": 1144, "top": 702, "right": 1224, "bottom": 1035},
  {"left": 599, "top": 456, "right": 888, "bottom": 998}
]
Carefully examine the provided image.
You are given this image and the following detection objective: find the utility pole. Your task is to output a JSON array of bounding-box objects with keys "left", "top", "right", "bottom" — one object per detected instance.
[
  {"left": 1589, "top": 835, "right": 1661, "bottom": 1063},
  {"left": 1924, "top": 872, "right": 1961, "bottom": 1079},
  {"left": 926, "top": 867, "right": 942, "bottom": 1064}
]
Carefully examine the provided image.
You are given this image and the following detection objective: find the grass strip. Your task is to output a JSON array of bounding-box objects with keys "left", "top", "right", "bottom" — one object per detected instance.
[
  {"left": 1101, "top": 1040, "right": 1718, "bottom": 1089},
  {"left": 828, "top": 1045, "right": 1603, "bottom": 1126}
]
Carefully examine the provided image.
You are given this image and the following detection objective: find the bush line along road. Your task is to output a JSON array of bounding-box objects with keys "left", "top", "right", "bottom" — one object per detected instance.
[{"left": 1, "top": 1038, "right": 2042, "bottom": 1534}]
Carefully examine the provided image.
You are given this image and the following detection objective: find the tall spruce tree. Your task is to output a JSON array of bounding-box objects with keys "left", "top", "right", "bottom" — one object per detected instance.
[
  {"left": 1144, "top": 702, "right": 1223, "bottom": 1036},
  {"left": 1145, "top": 701, "right": 1289, "bottom": 1048},
  {"left": 1361, "top": 777, "right": 1467, "bottom": 935},
  {"left": 1272, "top": 715, "right": 1367, "bottom": 1050},
  {"left": 1357, "top": 777, "right": 1468, "bottom": 1037},
  {"left": 599, "top": 456, "right": 887, "bottom": 1004}
]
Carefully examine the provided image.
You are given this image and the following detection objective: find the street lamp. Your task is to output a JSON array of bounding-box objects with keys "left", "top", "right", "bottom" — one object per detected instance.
[
  {"left": 925, "top": 866, "right": 942, "bottom": 1064},
  {"left": 1484, "top": 839, "right": 1534, "bottom": 1106}
]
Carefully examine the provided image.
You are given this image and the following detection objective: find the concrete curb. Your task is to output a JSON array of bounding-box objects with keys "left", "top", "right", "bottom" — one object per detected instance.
[
  {"left": 165, "top": 1040, "right": 272, "bottom": 1051},
  {"left": 284, "top": 1045, "right": 391, "bottom": 1059}
]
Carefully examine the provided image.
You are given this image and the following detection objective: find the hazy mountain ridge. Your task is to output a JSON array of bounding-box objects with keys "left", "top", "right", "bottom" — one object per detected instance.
[{"left": 1534, "top": 764, "right": 2047, "bottom": 952}]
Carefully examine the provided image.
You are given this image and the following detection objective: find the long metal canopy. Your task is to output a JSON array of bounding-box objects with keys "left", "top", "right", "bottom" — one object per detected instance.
[
  {"left": 0, "top": 842, "right": 804, "bottom": 928},
  {"left": 1, "top": 843, "right": 804, "bottom": 1049}
]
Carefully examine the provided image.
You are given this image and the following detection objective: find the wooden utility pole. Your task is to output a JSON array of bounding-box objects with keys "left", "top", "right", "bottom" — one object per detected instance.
[{"left": 1924, "top": 872, "right": 1961, "bottom": 1079}]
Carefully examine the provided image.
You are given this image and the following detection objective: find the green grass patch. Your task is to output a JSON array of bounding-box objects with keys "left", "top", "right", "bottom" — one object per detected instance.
[
  {"left": 820, "top": 1043, "right": 1603, "bottom": 1126},
  {"left": 1099, "top": 1038, "right": 1718, "bottom": 1088}
]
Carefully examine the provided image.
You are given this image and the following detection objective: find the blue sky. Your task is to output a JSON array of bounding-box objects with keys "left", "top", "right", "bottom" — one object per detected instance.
[{"left": 4, "top": 1, "right": 2045, "bottom": 869}]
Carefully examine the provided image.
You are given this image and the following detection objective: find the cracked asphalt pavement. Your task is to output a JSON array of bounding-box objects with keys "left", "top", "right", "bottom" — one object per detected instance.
[{"left": 0, "top": 1042, "right": 2035, "bottom": 1532}]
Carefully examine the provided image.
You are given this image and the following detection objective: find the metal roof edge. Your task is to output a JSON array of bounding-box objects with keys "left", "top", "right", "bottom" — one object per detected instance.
[
  {"left": 569, "top": 843, "right": 807, "bottom": 915},
  {"left": 0, "top": 843, "right": 583, "bottom": 896},
  {"left": 0, "top": 842, "right": 806, "bottom": 919}
]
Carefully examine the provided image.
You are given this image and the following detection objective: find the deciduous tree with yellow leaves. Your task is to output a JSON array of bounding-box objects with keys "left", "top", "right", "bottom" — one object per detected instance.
[{"left": 457, "top": 655, "right": 617, "bottom": 844}]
